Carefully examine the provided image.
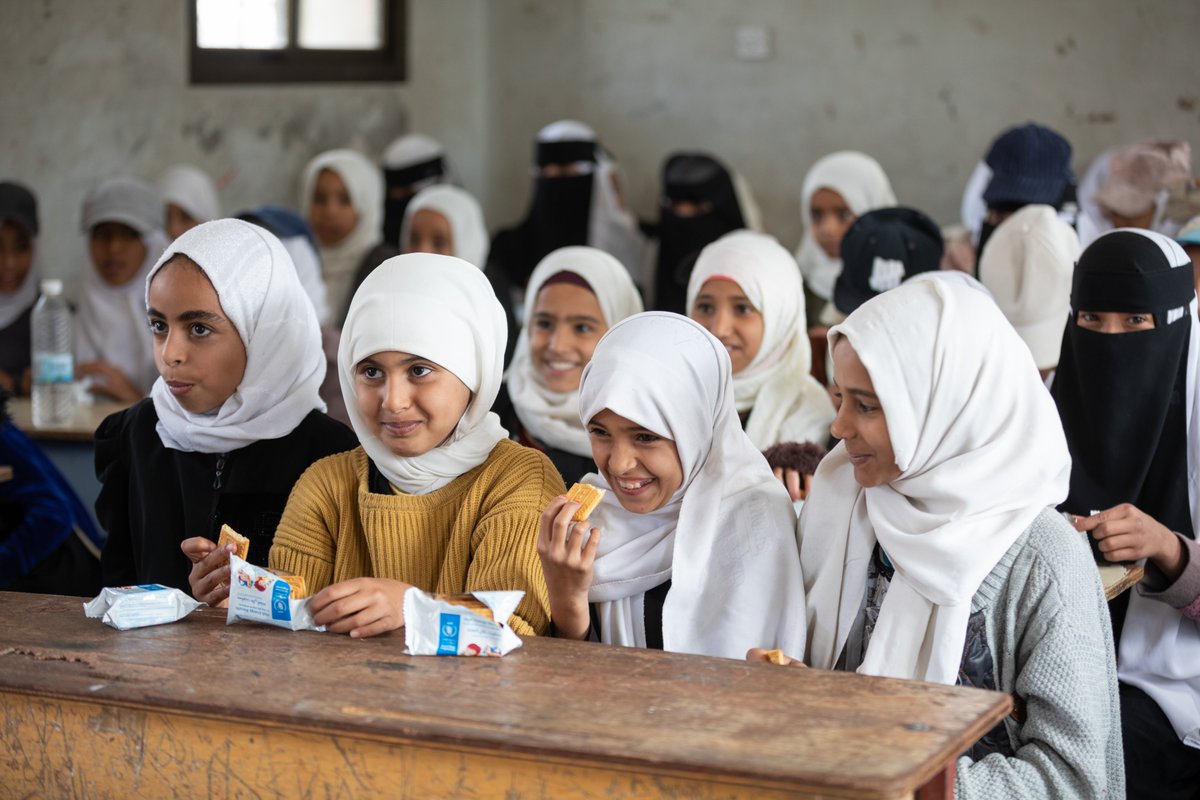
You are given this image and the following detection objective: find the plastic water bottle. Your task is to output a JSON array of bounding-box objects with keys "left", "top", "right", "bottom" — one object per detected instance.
[{"left": 31, "top": 279, "right": 76, "bottom": 427}]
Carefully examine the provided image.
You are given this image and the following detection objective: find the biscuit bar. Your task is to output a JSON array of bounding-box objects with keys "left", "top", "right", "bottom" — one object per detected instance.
[
  {"left": 432, "top": 593, "right": 494, "bottom": 621},
  {"left": 217, "top": 524, "right": 250, "bottom": 562},
  {"left": 763, "top": 649, "right": 788, "bottom": 665},
  {"left": 271, "top": 570, "right": 308, "bottom": 600},
  {"left": 566, "top": 483, "right": 605, "bottom": 522}
]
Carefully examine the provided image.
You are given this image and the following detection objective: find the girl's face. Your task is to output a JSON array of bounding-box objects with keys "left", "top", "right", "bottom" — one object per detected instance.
[
  {"left": 810, "top": 188, "right": 856, "bottom": 259},
  {"left": 165, "top": 203, "right": 199, "bottom": 241},
  {"left": 147, "top": 257, "right": 248, "bottom": 414},
  {"left": 830, "top": 338, "right": 900, "bottom": 488},
  {"left": 1076, "top": 310, "right": 1156, "bottom": 334},
  {"left": 309, "top": 168, "right": 359, "bottom": 247},
  {"left": 690, "top": 278, "right": 763, "bottom": 374},
  {"left": 406, "top": 209, "right": 454, "bottom": 256},
  {"left": 89, "top": 222, "right": 148, "bottom": 286},
  {"left": 354, "top": 350, "right": 472, "bottom": 457},
  {"left": 587, "top": 408, "right": 684, "bottom": 514},
  {"left": 530, "top": 283, "right": 606, "bottom": 393},
  {"left": 0, "top": 221, "right": 33, "bottom": 294}
]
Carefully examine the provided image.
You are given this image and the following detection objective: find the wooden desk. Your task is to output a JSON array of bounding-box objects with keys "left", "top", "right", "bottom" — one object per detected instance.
[
  {"left": 6, "top": 397, "right": 128, "bottom": 442},
  {"left": 1101, "top": 562, "right": 1145, "bottom": 601},
  {"left": 0, "top": 592, "right": 1010, "bottom": 799}
]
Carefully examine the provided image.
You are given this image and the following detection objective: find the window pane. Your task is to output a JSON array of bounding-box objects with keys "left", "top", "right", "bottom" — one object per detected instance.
[
  {"left": 197, "top": 0, "right": 288, "bottom": 49},
  {"left": 298, "top": 0, "right": 383, "bottom": 50}
]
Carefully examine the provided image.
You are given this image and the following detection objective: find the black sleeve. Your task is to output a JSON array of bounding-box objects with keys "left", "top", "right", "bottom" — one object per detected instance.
[{"left": 95, "top": 407, "right": 137, "bottom": 586}]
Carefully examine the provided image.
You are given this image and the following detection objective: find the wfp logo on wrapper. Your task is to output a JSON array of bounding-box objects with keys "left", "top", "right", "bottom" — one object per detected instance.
[
  {"left": 271, "top": 581, "right": 291, "bottom": 621},
  {"left": 437, "top": 613, "right": 461, "bottom": 655}
]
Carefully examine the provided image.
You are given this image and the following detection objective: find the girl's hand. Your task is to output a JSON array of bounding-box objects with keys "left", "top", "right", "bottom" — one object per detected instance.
[
  {"left": 771, "top": 468, "right": 814, "bottom": 502},
  {"left": 1075, "top": 503, "right": 1186, "bottom": 580},
  {"left": 77, "top": 361, "right": 144, "bottom": 403},
  {"left": 537, "top": 495, "right": 601, "bottom": 640},
  {"left": 308, "top": 578, "right": 412, "bottom": 638},
  {"left": 746, "top": 648, "right": 807, "bottom": 668},
  {"left": 182, "top": 536, "right": 234, "bottom": 607}
]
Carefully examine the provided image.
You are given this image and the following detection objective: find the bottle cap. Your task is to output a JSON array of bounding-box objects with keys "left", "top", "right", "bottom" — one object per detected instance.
[{"left": 40, "top": 279, "right": 64, "bottom": 295}]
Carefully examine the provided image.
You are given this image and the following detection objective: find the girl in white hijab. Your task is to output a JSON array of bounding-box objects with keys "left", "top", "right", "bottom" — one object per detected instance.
[
  {"left": 267, "top": 253, "right": 562, "bottom": 638},
  {"left": 399, "top": 184, "right": 489, "bottom": 269},
  {"left": 97, "top": 219, "right": 356, "bottom": 594},
  {"left": 300, "top": 149, "right": 397, "bottom": 325},
  {"left": 503, "top": 246, "right": 643, "bottom": 484},
  {"left": 796, "top": 275, "right": 1122, "bottom": 798},
  {"left": 687, "top": 230, "right": 834, "bottom": 454},
  {"left": 75, "top": 176, "right": 170, "bottom": 402},
  {"left": 158, "top": 164, "right": 221, "bottom": 241},
  {"left": 795, "top": 152, "right": 896, "bottom": 326},
  {"left": 538, "top": 311, "right": 806, "bottom": 660}
]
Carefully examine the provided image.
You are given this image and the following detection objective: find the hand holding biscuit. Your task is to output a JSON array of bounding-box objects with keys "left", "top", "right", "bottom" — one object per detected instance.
[
  {"left": 182, "top": 536, "right": 234, "bottom": 607},
  {"left": 746, "top": 647, "right": 807, "bottom": 668},
  {"left": 308, "top": 577, "right": 413, "bottom": 638},
  {"left": 537, "top": 493, "right": 602, "bottom": 640}
]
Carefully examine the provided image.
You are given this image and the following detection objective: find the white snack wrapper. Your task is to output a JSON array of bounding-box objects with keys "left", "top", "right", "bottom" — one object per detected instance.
[
  {"left": 84, "top": 584, "right": 203, "bottom": 630},
  {"left": 404, "top": 589, "right": 524, "bottom": 656},
  {"left": 226, "top": 554, "right": 324, "bottom": 632}
]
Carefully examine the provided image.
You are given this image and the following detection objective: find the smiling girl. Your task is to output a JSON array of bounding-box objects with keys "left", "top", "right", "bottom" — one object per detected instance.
[
  {"left": 255, "top": 253, "right": 560, "bottom": 638},
  {"left": 686, "top": 231, "right": 834, "bottom": 497},
  {"left": 97, "top": 219, "right": 356, "bottom": 592},
  {"left": 796, "top": 275, "right": 1121, "bottom": 798},
  {"left": 537, "top": 312, "right": 805, "bottom": 658},
  {"left": 501, "top": 246, "right": 642, "bottom": 484}
]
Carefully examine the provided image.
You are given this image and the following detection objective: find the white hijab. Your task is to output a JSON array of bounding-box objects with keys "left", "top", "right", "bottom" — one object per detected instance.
[
  {"left": 158, "top": 165, "right": 220, "bottom": 224},
  {"left": 1116, "top": 234, "right": 1200, "bottom": 748},
  {"left": 801, "top": 276, "right": 1071, "bottom": 683},
  {"left": 399, "top": 185, "right": 488, "bottom": 269},
  {"left": 147, "top": 219, "right": 327, "bottom": 454},
  {"left": 579, "top": 312, "right": 807, "bottom": 660},
  {"left": 795, "top": 152, "right": 897, "bottom": 301},
  {"left": 300, "top": 149, "right": 384, "bottom": 321},
  {"left": 338, "top": 253, "right": 508, "bottom": 495},
  {"left": 506, "top": 246, "right": 643, "bottom": 456},
  {"left": 686, "top": 230, "right": 834, "bottom": 449},
  {"left": 75, "top": 177, "right": 169, "bottom": 393}
]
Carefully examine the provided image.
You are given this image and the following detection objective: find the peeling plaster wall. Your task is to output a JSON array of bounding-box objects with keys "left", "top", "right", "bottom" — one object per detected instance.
[
  {"left": 0, "top": 0, "right": 488, "bottom": 280},
  {"left": 2, "top": 0, "right": 1197, "bottom": 281}
]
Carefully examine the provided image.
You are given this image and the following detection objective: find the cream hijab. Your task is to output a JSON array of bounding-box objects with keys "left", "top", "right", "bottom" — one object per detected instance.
[
  {"left": 795, "top": 152, "right": 897, "bottom": 301},
  {"left": 801, "top": 276, "right": 1071, "bottom": 683},
  {"left": 300, "top": 149, "right": 384, "bottom": 322},
  {"left": 686, "top": 230, "right": 834, "bottom": 448},
  {"left": 147, "top": 219, "right": 327, "bottom": 454},
  {"left": 506, "top": 246, "right": 643, "bottom": 456},
  {"left": 338, "top": 253, "right": 508, "bottom": 495},
  {"left": 579, "top": 312, "right": 806, "bottom": 659},
  {"left": 399, "top": 185, "right": 489, "bottom": 269},
  {"left": 158, "top": 165, "right": 220, "bottom": 224}
]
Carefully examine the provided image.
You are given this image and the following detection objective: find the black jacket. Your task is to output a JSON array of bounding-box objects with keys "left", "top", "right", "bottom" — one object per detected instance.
[{"left": 95, "top": 399, "right": 357, "bottom": 591}]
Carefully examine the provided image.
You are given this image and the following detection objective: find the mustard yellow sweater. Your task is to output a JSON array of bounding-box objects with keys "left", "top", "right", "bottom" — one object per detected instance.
[{"left": 268, "top": 439, "right": 563, "bottom": 636}]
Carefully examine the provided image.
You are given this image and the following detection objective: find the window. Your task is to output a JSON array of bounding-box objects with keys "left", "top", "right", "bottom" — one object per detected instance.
[{"left": 189, "top": 0, "right": 406, "bottom": 84}]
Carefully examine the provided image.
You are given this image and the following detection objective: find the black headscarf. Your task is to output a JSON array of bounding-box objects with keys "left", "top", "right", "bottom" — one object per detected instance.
[
  {"left": 653, "top": 153, "right": 745, "bottom": 313},
  {"left": 488, "top": 137, "right": 597, "bottom": 291},
  {"left": 382, "top": 155, "right": 447, "bottom": 247},
  {"left": 1052, "top": 229, "right": 1196, "bottom": 538}
]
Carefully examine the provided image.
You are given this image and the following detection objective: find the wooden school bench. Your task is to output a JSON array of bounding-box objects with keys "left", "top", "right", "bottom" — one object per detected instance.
[{"left": 0, "top": 591, "right": 1011, "bottom": 799}]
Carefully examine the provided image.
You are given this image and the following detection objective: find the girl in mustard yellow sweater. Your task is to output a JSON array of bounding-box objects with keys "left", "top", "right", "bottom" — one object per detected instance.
[{"left": 194, "top": 253, "right": 560, "bottom": 637}]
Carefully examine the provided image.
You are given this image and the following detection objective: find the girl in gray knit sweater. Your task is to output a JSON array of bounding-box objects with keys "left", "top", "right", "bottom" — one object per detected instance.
[{"left": 793, "top": 274, "right": 1124, "bottom": 799}]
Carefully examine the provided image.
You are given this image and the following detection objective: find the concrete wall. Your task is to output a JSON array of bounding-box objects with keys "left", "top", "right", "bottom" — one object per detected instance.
[{"left": 2, "top": 0, "right": 1198, "bottom": 281}]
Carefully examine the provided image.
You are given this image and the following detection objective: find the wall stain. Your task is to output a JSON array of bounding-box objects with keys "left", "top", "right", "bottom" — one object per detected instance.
[
  {"left": 1054, "top": 36, "right": 1077, "bottom": 57},
  {"left": 1178, "top": 97, "right": 1197, "bottom": 112},
  {"left": 968, "top": 16, "right": 988, "bottom": 35},
  {"left": 824, "top": 102, "right": 837, "bottom": 121},
  {"left": 853, "top": 31, "right": 865, "bottom": 52},
  {"left": 938, "top": 87, "right": 959, "bottom": 120},
  {"left": 182, "top": 118, "right": 224, "bottom": 154}
]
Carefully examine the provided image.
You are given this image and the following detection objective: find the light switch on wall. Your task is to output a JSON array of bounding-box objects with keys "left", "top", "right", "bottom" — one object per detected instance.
[{"left": 735, "top": 24, "right": 772, "bottom": 61}]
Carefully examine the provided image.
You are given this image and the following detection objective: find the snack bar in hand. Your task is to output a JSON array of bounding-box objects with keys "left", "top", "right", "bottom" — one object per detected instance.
[
  {"left": 566, "top": 483, "right": 605, "bottom": 522},
  {"left": 226, "top": 554, "right": 323, "bottom": 632}
]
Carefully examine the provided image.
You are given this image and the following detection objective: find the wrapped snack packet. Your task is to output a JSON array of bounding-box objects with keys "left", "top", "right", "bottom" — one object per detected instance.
[
  {"left": 404, "top": 588, "right": 524, "bottom": 656},
  {"left": 226, "top": 554, "right": 324, "bottom": 632},
  {"left": 84, "top": 585, "right": 203, "bottom": 631}
]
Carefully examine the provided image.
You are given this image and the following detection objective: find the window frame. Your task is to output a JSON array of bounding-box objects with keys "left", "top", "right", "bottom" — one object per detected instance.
[{"left": 188, "top": 0, "right": 407, "bottom": 84}]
